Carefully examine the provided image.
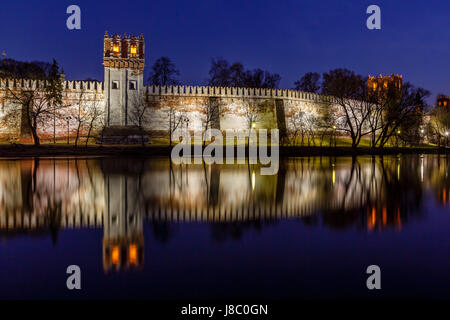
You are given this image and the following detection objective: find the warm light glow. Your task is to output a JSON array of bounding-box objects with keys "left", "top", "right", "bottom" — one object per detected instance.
[
  {"left": 129, "top": 244, "right": 137, "bottom": 265},
  {"left": 251, "top": 122, "right": 256, "bottom": 129},
  {"left": 113, "top": 43, "right": 120, "bottom": 56},
  {"left": 332, "top": 168, "right": 336, "bottom": 185},
  {"left": 251, "top": 171, "right": 256, "bottom": 190},
  {"left": 421, "top": 157, "right": 424, "bottom": 182},
  {"left": 130, "top": 45, "right": 137, "bottom": 56},
  {"left": 372, "top": 82, "right": 377, "bottom": 90},
  {"left": 111, "top": 246, "right": 120, "bottom": 265}
]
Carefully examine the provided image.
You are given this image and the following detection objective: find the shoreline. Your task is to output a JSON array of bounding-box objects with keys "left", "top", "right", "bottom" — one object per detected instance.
[{"left": 0, "top": 144, "right": 448, "bottom": 158}]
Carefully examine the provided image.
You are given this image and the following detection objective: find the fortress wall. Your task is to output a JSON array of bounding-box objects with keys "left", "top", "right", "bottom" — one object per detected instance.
[
  {"left": 0, "top": 79, "right": 105, "bottom": 141},
  {"left": 143, "top": 85, "right": 331, "bottom": 136},
  {"left": 0, "top": 80, "right": 336, "bottom": 141}
]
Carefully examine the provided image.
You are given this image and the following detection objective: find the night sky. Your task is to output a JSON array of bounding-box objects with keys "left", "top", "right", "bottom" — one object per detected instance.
[{"left": 0, "top": 0, "right": 448, "bottom": 102}]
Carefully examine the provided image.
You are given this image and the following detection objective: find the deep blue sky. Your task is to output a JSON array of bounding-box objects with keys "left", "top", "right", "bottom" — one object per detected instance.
[{"left": 0, "top": 0, "right": 448, "bottom": 102}]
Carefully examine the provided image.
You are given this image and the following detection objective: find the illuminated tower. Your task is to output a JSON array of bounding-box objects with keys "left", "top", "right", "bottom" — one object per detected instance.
[
  {"left": 103, "top": 31, "right": 145, "bottom": 126},
  {"left": 436, "top": 95, "right": 449, "bottom": 109},
  {"left": 368, "top": 74, "right": 402, "bottom": 96}
]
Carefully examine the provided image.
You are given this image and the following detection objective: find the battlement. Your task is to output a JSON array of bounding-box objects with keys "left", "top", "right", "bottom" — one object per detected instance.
[
  {"left": 0, "top": 77, "right": 337, "bottom": 105},
  {"left": 368, "top": 73, "right": 402, "bottom": 91},
  {"left": 103, "top": 31, "right": 145, "bottom": 71},
  {"left": 0, "top": 78, "right": 104, "bottom": 93},
  {"left": 144, "top": 85, "right": 332, "bottom": 102}
]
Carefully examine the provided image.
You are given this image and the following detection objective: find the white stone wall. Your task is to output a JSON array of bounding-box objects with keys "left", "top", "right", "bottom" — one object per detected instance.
[{"left": 0, "top": 79, "right": 340, "bottom": 140}]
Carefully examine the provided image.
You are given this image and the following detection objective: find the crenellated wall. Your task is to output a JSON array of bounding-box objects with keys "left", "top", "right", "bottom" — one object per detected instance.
[
  {"left": 142, "top": 84, "right": 333, "bottom": 137},
  {"left": 0, "top": 78, "right": 335, "bottom": 141},
  {"left": 0, "top": 79, "right": 105, "bottom": 141}
]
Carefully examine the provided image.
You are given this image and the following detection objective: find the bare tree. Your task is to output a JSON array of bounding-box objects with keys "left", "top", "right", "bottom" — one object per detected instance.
[
  {"left": 243, "top": 99, "right": 261, "bottom": 130},
  {"left": 128, "top": 93, "right": 150, "bottom": 146},
  {"left": 5, "top": 83, "right": 66, "bottom": 146},
  {"left": 72, "top": 88, "right": 88, "bottom": 146},
  {"left": 167, "top": 103, "right": 184, "bottom": 146},
  {"left": 288, "top": 110, "right": 319, "bottom": 146},
  {"left": 294, "top": 72, "right": 321, "bottom": 93},
  {"left": 321, "top": 69, "right": 373, "bottom": 148},
  {"left": 369, "top": 83, "right": 429, "bottom": 148},
  {"left": 84, "top": 92, "right": 104, "bottom": 147},
  {"left": 200, "top": 97, "right": 225, "bottom": 146}
]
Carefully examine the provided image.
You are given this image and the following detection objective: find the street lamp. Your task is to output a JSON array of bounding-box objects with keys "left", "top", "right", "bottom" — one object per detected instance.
[{"left": 251, "top": 122, "right": 256, "bottom": 129}]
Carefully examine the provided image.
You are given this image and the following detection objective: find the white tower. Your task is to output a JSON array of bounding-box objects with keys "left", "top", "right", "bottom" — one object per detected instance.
[{"left": 103, "top": 31, "right": 145, "bottom": 126}]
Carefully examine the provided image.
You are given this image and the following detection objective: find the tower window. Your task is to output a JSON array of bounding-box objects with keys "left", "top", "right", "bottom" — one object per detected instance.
[
  {"left": 130, "top": 44, "right": 137, "bottom": 57},
  {"left": 129, "top": 81, "right": 137, "bottom": 90},
  {"left": 113, "top": 43, "right": 120, "bottom": 57},
  {"left": 112, "top": 81, "right": 119, "bottom": 89}
]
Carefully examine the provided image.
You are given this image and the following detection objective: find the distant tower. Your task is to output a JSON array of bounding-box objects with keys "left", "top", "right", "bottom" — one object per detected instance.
[
  {"left": 436, "top": 95, "right": 449, "bottom": 109},
  {"left": 368, "top": 74, "right": 402, "bottom": 95},
  {"left": 103, "top": 31, "right": 145, "bottom": 126}
]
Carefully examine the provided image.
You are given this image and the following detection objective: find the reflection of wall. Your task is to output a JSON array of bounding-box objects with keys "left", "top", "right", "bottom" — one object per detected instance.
[{"left": 0, "top": 156, "right": 445, "bottom": 235}]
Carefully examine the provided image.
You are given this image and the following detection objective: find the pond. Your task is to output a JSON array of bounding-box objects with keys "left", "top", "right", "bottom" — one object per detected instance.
[{"left": 0, "top": 155, "right": 448, "bottom": 299}]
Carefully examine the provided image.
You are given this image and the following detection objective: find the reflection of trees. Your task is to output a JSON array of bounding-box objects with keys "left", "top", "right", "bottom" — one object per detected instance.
[
  {"left": 319, "top": 155, "right": 424, "bottom": 231},
  {"left": 0, "top": 155, "right": 447, "bottom": 246}
]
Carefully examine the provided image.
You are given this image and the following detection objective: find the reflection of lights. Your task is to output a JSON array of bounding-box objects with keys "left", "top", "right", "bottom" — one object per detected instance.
[
  {"left": 332, "top": 168, "right": 336, "bottom": 185},
  {"left": 368, "top": 207, "right": 376, "bottom": 231},
  {"left": 395, "top": 208, "right": 402, "bottom": 231},
  {"left": 382, "top": 207, "right": 387, "bottom": 226},
  {"left": 421, "top": 156, "right": 424, "bottom": 182},
  {"left": 251, "top": 171, "right": 256, "bottom": 190},
  {"left": 129, "top": 244, "right": 137, "bottom": 265},
  {"left": 112, "top": 246, "right": 120, "bottom": 265},
  {"left": 397, "top": 163, "right": 400, "bottom": 179}
]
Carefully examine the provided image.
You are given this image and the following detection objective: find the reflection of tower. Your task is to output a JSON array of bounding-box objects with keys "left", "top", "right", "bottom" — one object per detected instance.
[{"left": 102, "top": 159, "right": 145, "bottom": 272}]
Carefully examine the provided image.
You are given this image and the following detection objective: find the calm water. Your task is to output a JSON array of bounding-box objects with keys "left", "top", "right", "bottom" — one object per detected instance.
[{"left": 0, "top": 155, "right": 449, "bottom": 300}]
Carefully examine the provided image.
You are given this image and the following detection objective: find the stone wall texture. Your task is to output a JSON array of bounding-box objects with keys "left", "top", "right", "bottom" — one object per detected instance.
[{"left": 0, "top": 78, "right": 335, "bottom": 142}]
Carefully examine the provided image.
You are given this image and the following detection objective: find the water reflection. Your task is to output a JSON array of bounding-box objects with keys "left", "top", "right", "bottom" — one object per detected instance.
[{"left": 0, "top": 155, "right": 448, "bottom": 272}]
